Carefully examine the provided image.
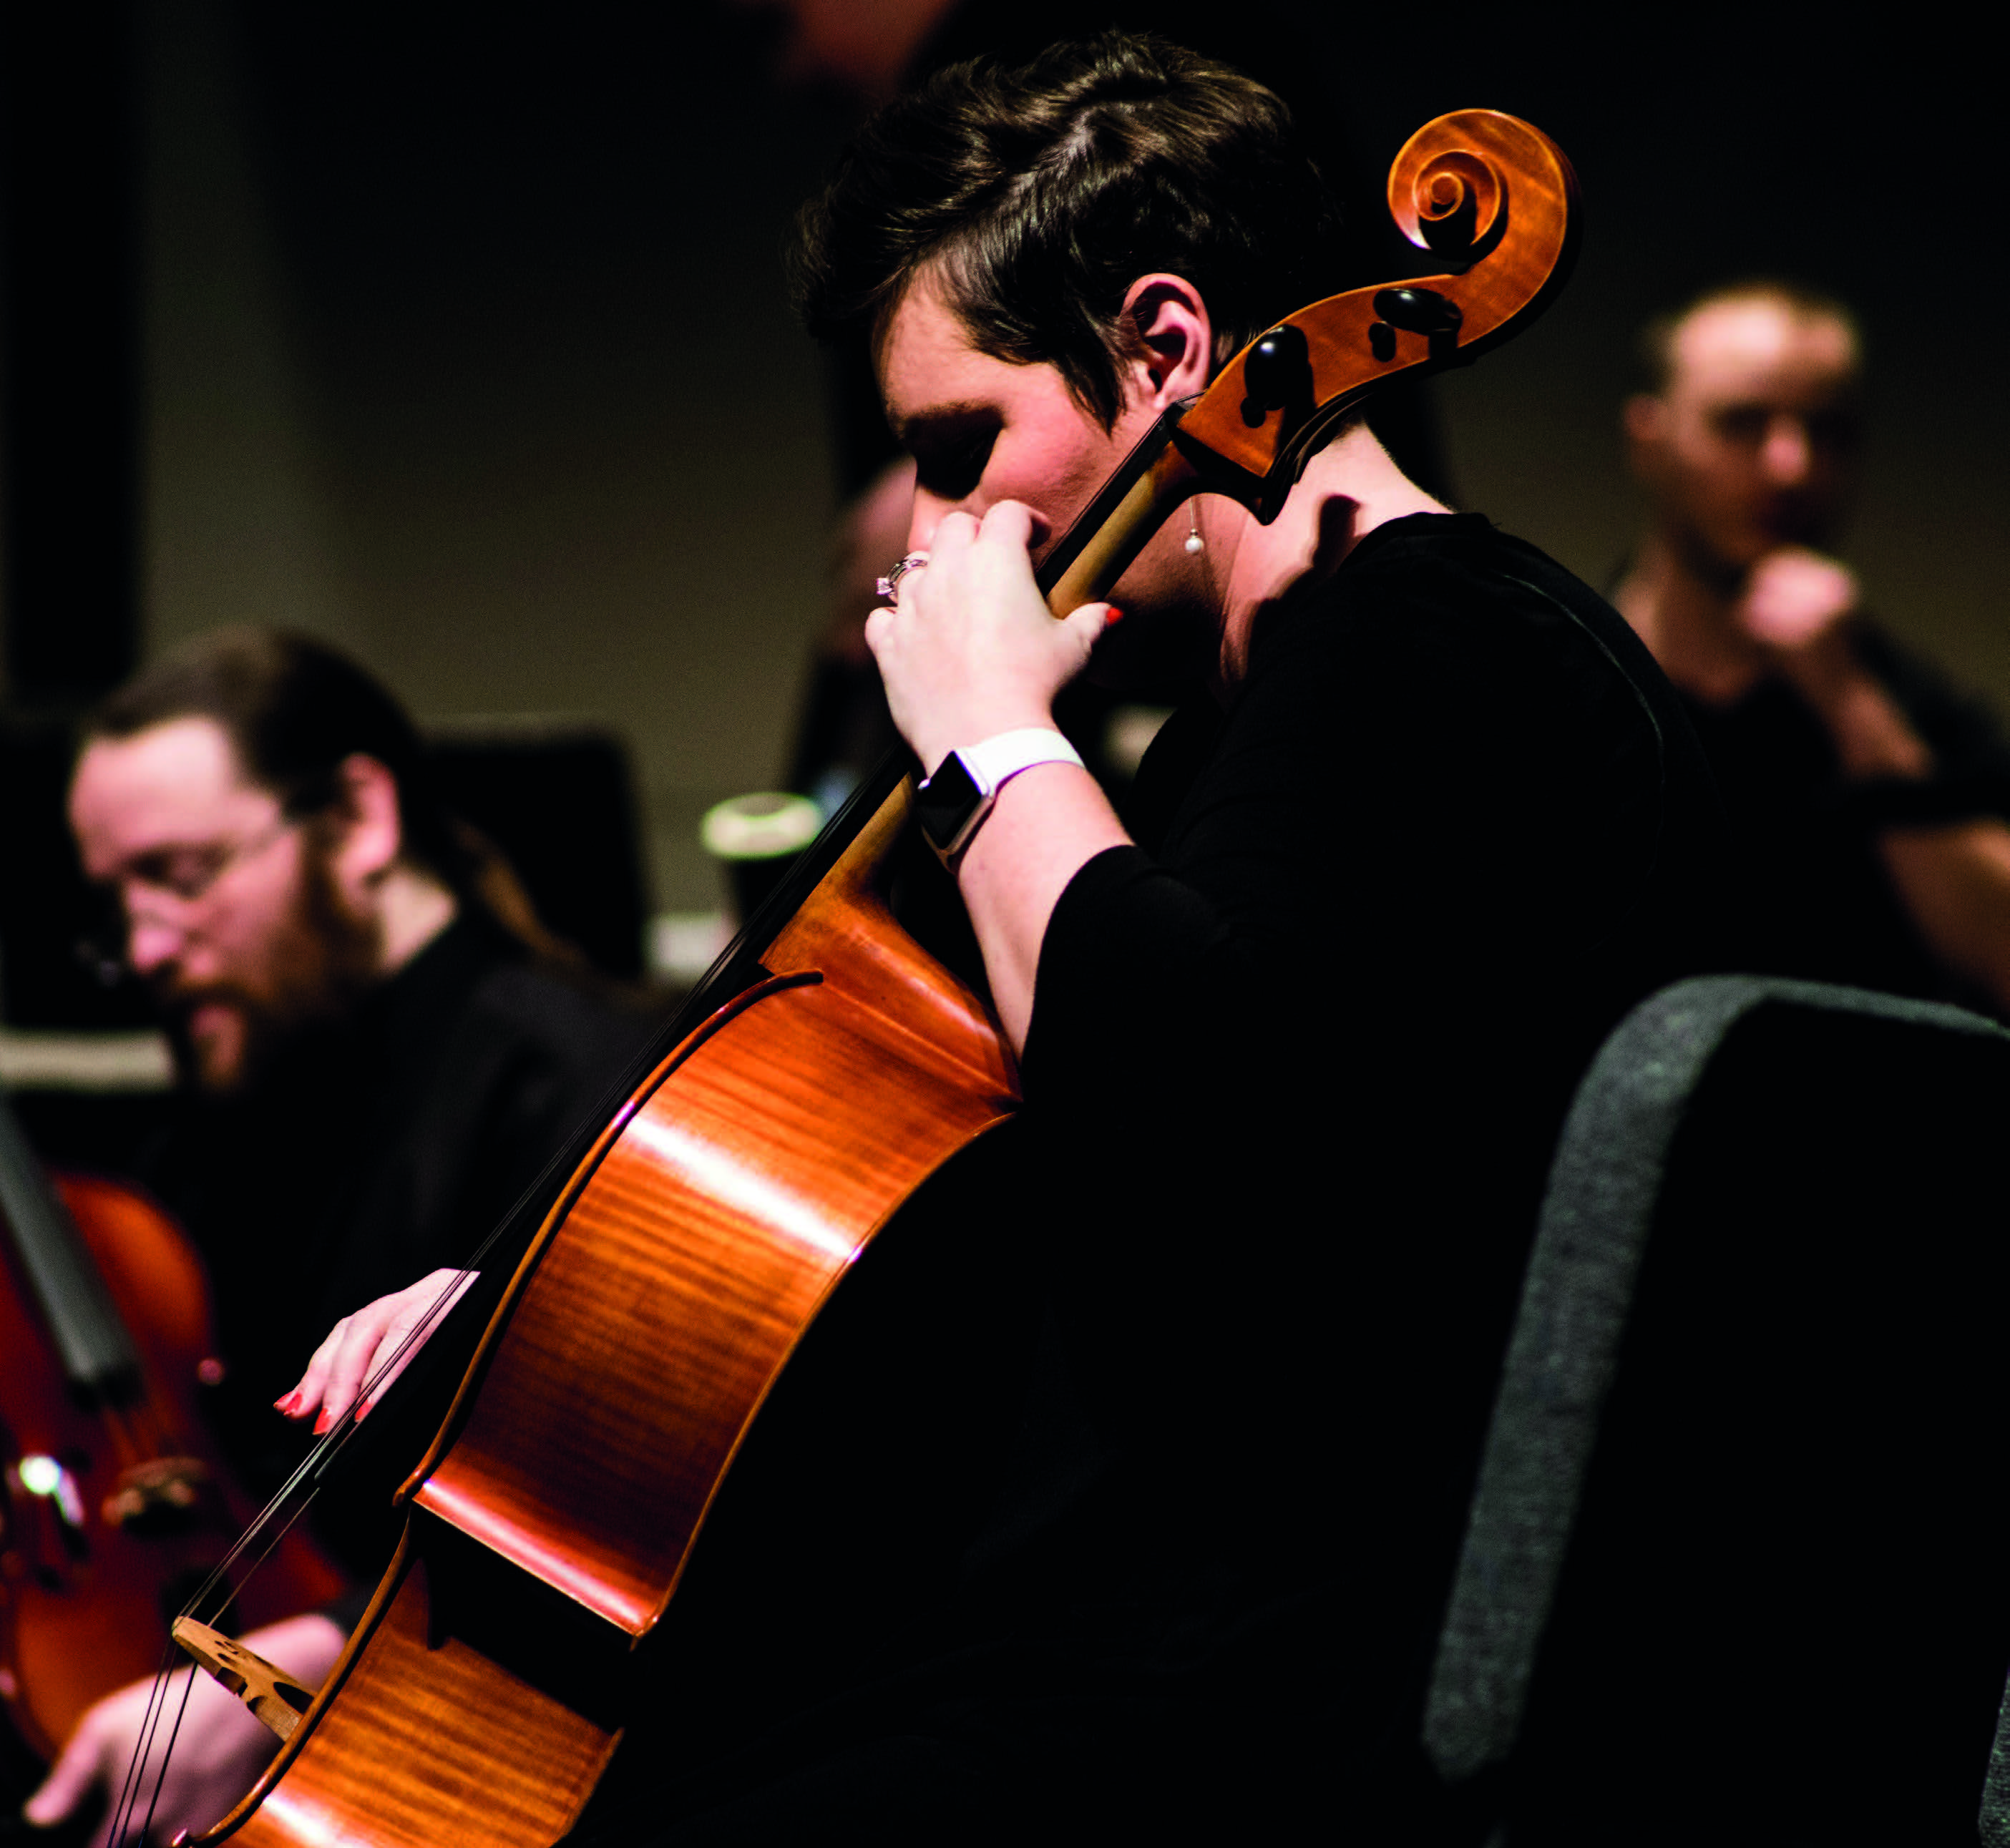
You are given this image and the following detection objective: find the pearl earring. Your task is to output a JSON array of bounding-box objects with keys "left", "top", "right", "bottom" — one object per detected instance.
[{"left": 1184, "top": 504, "right": 1204, "bottom": 555}]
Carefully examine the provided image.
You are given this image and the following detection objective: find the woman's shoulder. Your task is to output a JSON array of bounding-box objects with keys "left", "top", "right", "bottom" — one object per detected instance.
[{"left": 1249, "top": 512, "right": 1684, "bottom": 741}]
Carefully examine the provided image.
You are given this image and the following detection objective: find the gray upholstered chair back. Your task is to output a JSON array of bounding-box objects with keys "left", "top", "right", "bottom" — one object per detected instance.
[{"left": 1423, "top": 975, "right": 2010, "bottom": 1844}]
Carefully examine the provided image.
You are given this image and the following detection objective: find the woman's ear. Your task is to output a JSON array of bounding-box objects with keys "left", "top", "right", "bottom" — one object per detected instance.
[{"left": 1120, "top": 273, "right": 1216, "bottom": 411}]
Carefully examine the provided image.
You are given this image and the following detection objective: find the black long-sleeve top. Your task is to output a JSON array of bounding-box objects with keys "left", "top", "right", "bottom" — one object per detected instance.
[{"left": 1005, "top": 510, "right": 1724, "bottom": 1690}]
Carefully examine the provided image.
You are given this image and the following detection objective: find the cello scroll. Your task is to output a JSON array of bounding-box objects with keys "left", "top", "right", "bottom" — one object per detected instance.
[
  {"left": 1038, "top": 108, "right": 1579, "bottom": 616},
  {"left": 1174, "top": 107, "right": 1580, "bottom": 517}
]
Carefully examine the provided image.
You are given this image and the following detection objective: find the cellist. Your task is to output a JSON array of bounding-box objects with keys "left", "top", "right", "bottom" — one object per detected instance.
[{"left": 288, "top": 32, "right": 1726, "bottom": 1837}]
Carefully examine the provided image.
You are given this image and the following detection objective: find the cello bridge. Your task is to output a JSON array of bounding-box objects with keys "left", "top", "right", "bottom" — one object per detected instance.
[{"left": 172, "top": 1618, "right": 320, "bottom": 1743}]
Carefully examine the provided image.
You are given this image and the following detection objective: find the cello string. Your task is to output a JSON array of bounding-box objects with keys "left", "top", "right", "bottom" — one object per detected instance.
[
  {"left": 193, "top": 1477, "right": 330, "bottom": 1631},
  {"left": 167, "top": 1253, "right": 485, "bottom": 1624},
  {"left": 130, "top": 1658, "right": 200, "bottom": 1848},
  {"left": 108, "top": 1257, "right": 489, "bottom": 1839},
  {"left": 104, "top": 1673, "right": 165, "bottom": 1848},
  {"left": 112, "top": 1460, "right": 330, "bottom": 1836},
  {"left": 135, "top": 1255, "right": 521, "bottom": 1809},
  {"left": 106, "top": 1424, "right": 339, "bottom": 1839},
  {"left": 105, "top": 1636, "right": 194, "bottom": 1848}
]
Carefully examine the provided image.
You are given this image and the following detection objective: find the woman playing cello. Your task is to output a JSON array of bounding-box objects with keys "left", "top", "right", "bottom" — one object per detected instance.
[{"left": 280, "top": 31, "right": 1723, "bottom": 1841}]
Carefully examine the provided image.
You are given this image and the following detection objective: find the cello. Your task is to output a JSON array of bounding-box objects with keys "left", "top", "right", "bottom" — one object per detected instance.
[
  {"left": 164, "top": 107, "right": 1579, "bottom": 1847},
  {"left": 0, "top": 1091, "right": 348, "bottom": 1765}
]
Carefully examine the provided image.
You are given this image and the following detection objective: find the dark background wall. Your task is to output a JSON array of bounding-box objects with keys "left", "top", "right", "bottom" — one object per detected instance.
[{"left": 4, "top": 1, "right": 2001, "bottom": 917}]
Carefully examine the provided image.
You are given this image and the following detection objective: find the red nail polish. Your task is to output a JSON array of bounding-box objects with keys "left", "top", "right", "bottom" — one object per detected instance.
[
  {"left": 272, "top": 1394, "right": 293, "bottom": 1413},
  {"left": 1103, "top": 605, "right": 1125, "bottom": 627},
  {"left": 354, "top": 1399, "right": 371, "bottom": 1423},
  {"left": 312, "top": 1409, "right": 333, "bottom": 1435}
]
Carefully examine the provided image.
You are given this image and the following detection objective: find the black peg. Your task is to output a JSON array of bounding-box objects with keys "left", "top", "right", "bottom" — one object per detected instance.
[
  {"left": 1372, "top": 287, "right": 1463, "bottom": 336},
  {"left": 1240, "top": 323, "right": 1313, "bottom": 426},
  {"left": 1367, "top": 287, "right": 1463, "bottom": 363}
]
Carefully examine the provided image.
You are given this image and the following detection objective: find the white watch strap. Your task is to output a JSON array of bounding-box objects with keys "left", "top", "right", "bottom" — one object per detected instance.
[{"left": 960, "top": 727, "right": 1085, "bottom": 796}]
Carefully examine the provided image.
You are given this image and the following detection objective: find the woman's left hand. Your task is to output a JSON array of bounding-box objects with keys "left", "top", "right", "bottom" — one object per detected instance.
[{"left": 864, "top": 501, "right": 1111, "bottom": 771}]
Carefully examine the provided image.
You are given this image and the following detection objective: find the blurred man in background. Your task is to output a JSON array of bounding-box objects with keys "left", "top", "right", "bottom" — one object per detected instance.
[
  {"left": 1615, "top": 281, "right": 2010, "bottom": 1012},
  {"left": 27, "top": 628, "right": 650, "bottom": 1844}
]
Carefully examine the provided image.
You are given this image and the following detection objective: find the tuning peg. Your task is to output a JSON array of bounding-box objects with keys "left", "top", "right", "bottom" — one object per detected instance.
[
  {"left": 1366, "top": 286, "right": 1465, "bottom": 364},
  {"left": 1240, "top": 323, "right": 1314, "bottom": 426}
]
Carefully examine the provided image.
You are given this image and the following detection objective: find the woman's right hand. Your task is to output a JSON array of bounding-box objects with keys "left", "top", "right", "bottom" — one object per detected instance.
[{"left": 277, "top": 1268, "right": 477, "bottom": 1432}]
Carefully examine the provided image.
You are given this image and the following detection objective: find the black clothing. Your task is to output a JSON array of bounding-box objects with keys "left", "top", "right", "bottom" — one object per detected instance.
[
  {"left": 146, "top": 915, "right": 650, "bottom": 1580},
  {"left": 1678, "top": 625, "right": 2010, "bottom": 1012},
  {"left": 584, "top": 514, "right": 1724, "bottom": 1841},
  {"left": 1008, "top": 514, "right": 1724, "bottom": 1812}
]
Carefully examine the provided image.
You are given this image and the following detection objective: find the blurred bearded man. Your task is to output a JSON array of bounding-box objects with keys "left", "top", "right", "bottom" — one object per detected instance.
[
  {"left": 36, "top": 630, "right": 650, "bottom": 1848},
  {"left": 1615, "top": 281, "right": 2010, "bottom": 1011},
  {"left": 78, "top": 687, "right": 411, "bottom": 1095},
  {"left": 64, "top": 629, "right": 649, "bottom": 1565}
]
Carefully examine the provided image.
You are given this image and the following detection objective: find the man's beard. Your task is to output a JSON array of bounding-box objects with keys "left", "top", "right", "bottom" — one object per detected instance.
[{"left": 159, "top": 836, "right": 382, "bottom": 1095}]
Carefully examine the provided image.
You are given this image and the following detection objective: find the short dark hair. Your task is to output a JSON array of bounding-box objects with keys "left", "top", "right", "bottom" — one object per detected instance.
[
  {"left": 87, "top": 627, "right": 472, "bottom": 892},
  {"left": 1636, "top": 279, "right": 1861, "bottom": 396},
  {"left": 789, "top": 31, "right": 1350, "bottom": 427}
]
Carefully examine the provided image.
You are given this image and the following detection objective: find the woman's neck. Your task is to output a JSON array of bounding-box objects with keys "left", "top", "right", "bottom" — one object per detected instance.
[{"left": 1211, "top": 422, "right": 1450, "bottom": 690}]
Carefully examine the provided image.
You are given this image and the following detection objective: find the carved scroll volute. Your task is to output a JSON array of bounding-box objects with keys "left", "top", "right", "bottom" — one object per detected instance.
[{"left": 1176, "top": 109, "right": 1580, "bottom": 516}]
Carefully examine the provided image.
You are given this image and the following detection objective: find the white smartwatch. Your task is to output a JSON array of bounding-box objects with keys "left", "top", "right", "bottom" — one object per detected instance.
[{"left": 914, "top": 728, "right": 1086, "bottom": 864}]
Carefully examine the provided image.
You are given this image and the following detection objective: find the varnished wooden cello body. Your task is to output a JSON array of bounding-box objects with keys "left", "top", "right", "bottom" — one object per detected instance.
[
  {"left": 0, "top": 1095, "right": 348, "bottom": 1762},
  {"left": 175, "top": 109, "right": 1579, "bottom": 1847}
]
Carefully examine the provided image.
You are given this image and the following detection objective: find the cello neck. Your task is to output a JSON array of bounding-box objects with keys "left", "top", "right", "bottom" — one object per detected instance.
[
  {"left": 1037, "top": 403, "right": 1203, "bottom": 617},
  {"left": 0, "top": 1090, "right": 143, "bottom": 1398}
]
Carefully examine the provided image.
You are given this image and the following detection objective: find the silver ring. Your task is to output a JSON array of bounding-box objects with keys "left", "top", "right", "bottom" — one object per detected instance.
[{"left": 875, "top": 551, "right": 930, "bottom": 600}]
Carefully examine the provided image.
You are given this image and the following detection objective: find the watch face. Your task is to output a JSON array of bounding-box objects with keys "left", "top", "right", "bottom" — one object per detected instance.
[{"left": 916, "top": 752, "right": 983, "bottom": 855}]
